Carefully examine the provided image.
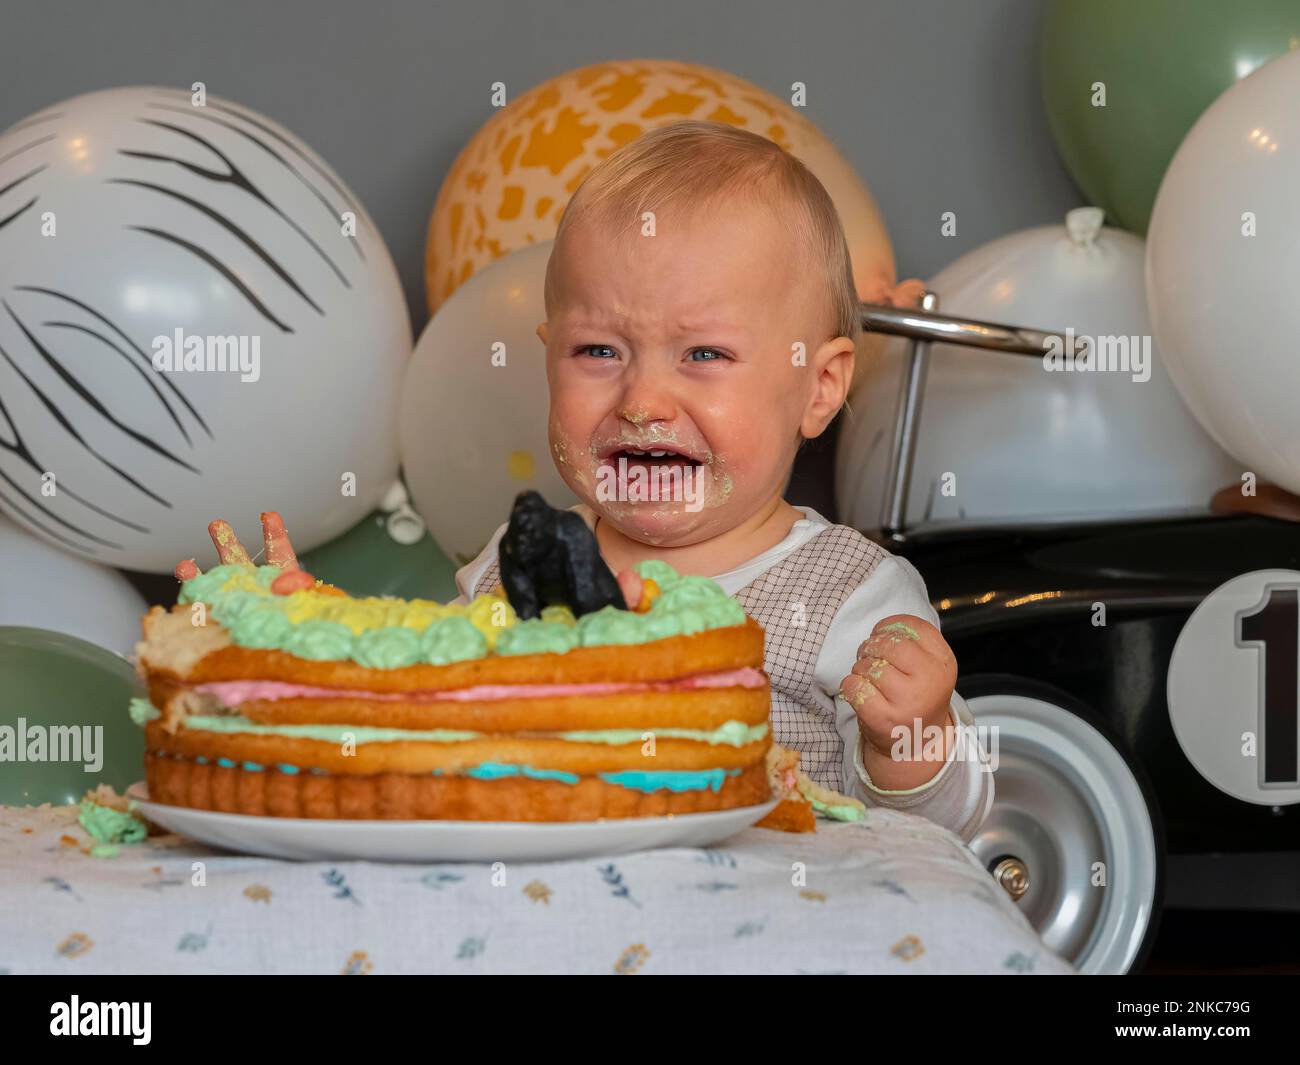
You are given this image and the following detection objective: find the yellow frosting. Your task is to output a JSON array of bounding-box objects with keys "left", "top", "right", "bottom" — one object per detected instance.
[{"left": 185, "top": 565, "right": 518, "bottom": 647}]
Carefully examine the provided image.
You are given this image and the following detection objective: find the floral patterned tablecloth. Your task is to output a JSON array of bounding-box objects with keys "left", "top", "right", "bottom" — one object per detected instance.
[{"left": 0, "top": 802, "right": 1074, "bottom": 974}]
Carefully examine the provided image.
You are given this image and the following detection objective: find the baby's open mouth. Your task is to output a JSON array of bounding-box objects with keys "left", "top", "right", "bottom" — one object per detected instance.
[
  {"left": 607, "top": 446, "right": 704, "bottom": 472},
  {"left": 594, "top": 443, "right": 710, "bottom": 508}
]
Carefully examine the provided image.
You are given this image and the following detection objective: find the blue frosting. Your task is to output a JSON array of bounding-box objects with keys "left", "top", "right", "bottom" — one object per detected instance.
[
  {"left": 463, "top": 762, "right": 581, "bottom": 785},
  {"left": 599, "top": 768, "right": 741, "bottom": 794},
  {"left": 177, "top": 751, "right": 740, "bottom": 795}
]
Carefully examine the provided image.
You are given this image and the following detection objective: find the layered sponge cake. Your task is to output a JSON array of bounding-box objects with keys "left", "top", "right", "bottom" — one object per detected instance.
[{"left": 132, "top": 508, "right": 771, "bottom": 821}]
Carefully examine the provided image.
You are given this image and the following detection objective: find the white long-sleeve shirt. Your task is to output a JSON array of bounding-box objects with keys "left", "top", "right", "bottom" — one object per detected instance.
[{"left": 453, "top": 504, "right": 994, "bottom": 842}]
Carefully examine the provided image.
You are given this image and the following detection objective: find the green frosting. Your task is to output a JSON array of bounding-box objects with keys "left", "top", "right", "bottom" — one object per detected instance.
[
  {"left": 634, "top": 559, "right": 676, "bottom": 585},
  {"left": 354, "top": 626, "right": 422, "bottom": 669},
  {"left": 539, "top": 605, "right": 577, "bottom": 626},
  {"left": 209, "top": 589, "right": 271, "bottom": 622},
  {"left": 284, "top": 619, "right": 355, "bottom": 661},
  {"left": 177, "top": 565, "right": 241, "bottom": 605},
  {"left": 175, "top": 711, "right": 764, "bottom": 748},
  {"left": 178, "top": 563, "right": 281, "bottom": 605},
  {"left": 128, "top": 697, "right": 160, "bottom": 727},
  {"left": 637, "top": 611, "right": 685, "bottom": 641},
  {"left": 497, "top": 618, "right": 580, "bottom": 657},
  {"left": 228, "top": 607, "right": 295, "bottom": 649},
  {"left": 178, "top": 559, "right": 745, "bottom": 668},
  {"left": 808, "top": 797, "right": 866, "bottom": 822},
  {"left": 654, "top": 577, "right": 744, "bottom": 635},
  {"left": 576, "top": 605, "right": 647, "bottom": 646},
  {"left": 183, "top": 714, "right": 480, "bottom": 744},
  {"left": 78, "top": 800, "right": 148, "bottom": 845},
  {"left": 878, "top": 621, "right": 921, "bottom": 641},
  {"left": 421, "top": 616, "right": 488, "bottom": 664},
  {"left": 658, "top": 575, "right": 727, "bottom": 605}
]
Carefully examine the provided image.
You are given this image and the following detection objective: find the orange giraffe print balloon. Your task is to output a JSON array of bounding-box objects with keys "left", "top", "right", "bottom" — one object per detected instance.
[{"left": 424, "top": 59, "right": 917, "bottom": 379}]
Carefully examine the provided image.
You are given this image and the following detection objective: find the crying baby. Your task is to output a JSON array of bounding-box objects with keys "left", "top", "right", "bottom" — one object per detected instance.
[{"left": 455, "top": 120, "right": 992, "bottom": 841}]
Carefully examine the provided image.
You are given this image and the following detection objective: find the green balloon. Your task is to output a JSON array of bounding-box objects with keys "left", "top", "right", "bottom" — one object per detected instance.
[
  {"left": 0, "top": 627, "right": 145, "bottom": 806},
  {"left": 299, "top": 510, "right": 459, "bottom": 601},
  {"left": 1042, "top": 0, "right": 1300, "bottom": 233}
]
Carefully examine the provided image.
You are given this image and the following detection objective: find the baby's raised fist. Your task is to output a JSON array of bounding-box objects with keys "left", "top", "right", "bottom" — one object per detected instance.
[{"left": 839, "top": 614, "right": 957, "bottom": 756}]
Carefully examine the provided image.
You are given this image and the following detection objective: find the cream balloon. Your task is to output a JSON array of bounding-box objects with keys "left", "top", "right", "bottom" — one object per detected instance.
[
  {"left": 400, "top": 242, "right": 573, "bottom": 566},
  {"left": 0, "top": 87, "right": 411, "bottom": 571},
  {"left": 837, "top": 209, "right": 1240, "bottom": 533},
  {"left": 1147, "top": 50, "right": 1300, "bottom": 494},
  {"left": 0, "top": 513, "right": 146, "bottom": 658}
]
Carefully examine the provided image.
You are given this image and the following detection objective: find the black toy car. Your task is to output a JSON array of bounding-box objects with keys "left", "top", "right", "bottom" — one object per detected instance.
[{"left": 847, "top": 301, "right": 1300, "bottom": 973}]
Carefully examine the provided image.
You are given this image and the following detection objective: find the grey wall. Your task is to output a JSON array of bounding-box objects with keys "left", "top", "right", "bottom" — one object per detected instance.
[{"left": 0, "top": 0, "right": 1084, "bottom": 515}]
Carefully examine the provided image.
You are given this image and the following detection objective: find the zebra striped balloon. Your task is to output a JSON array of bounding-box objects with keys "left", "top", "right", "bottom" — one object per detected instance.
[{"left": 0, "top": 87, "right": 410, "bottom": 571}]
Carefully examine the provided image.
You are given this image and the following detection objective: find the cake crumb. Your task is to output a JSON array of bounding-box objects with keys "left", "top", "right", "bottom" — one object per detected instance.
[{"left": 78, "top": 786, "right": 150, "bottom": 848}]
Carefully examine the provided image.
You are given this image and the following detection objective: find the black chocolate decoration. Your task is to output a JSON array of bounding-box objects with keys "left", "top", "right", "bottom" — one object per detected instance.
[{"left": 498, "top": 490, "right": 626, "bottom": 620}]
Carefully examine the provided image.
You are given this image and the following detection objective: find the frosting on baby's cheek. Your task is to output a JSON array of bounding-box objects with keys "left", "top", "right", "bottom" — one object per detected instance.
[
  {"left": 550, "top": 436, "right": 587, "bottom": 488},
  {"left": 700, "top": 452, "right": 734, "bottom": 510},
  {"left": 549, "top": 420, "right": 594, "bottom": 491}
]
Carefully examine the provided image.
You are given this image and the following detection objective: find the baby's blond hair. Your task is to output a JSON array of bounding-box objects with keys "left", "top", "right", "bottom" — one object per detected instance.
[{"left": 546, "top": 120, "right": 861, "bottom": 351}]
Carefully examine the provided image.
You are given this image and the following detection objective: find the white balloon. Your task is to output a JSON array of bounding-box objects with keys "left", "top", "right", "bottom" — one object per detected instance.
[
  {"left": 0, "top": 87, "right": 411, "bottom": 571},
  {"left": 1148, "top": 50, "right": 1300, "bottom": 495},
  {"left": 0, "top": 513, "right": 146, "bottom": 657},
  {"left": 837, "top": 210, "right": 1239, "bottom": 533},
  {"left": 400, "top": 241, "right": 575, "bottom": 565}
]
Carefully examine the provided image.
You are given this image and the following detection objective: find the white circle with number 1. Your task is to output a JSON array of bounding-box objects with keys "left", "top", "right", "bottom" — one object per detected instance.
[{"left": 1168, "top": 569, "right": 1300, "bottom": 805}]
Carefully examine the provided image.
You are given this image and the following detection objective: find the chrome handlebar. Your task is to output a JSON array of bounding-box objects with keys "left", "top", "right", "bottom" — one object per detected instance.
[{"left": 859, "top": 297, "right": 1074, "bottom": 543}]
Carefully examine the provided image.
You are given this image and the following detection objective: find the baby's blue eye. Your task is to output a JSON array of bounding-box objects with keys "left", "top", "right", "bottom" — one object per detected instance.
[
  {"left": 578, "top": 345, "right": 618, "bottom": 359},
  {"left": 688, "top": 348, "right": 725, "bottom": 362}
]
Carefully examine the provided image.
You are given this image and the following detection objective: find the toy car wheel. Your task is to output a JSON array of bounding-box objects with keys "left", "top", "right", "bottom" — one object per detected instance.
[{"left": 958, "top": 674, "right": 1164, "bottom": 974}]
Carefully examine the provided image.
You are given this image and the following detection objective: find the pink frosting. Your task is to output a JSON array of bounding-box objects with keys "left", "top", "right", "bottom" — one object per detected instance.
[{"left": 195, "top": 666, "right": 766, "bottom": 706}]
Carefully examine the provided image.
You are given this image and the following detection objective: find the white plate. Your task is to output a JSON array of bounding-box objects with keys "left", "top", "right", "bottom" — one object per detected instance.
[{"left": 126, "top": 783, "right": 778, "bottom": 863}]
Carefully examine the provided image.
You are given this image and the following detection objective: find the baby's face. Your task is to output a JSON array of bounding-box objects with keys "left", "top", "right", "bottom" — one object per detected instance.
[{"left": 541, "top": 200, "right": 847, "bottom": 547}]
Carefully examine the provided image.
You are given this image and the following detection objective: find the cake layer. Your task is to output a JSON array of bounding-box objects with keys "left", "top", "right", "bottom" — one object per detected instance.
[
  {"left": 146, "top": 753, "right": 770, "bottom": 820},
  {"left": 143, "top": 719, "right": 771, "bottom": 775},
  {"left": 140, "top": 608, "right": 764, "bottom": 690},
  {"left": 146, "top": 679, "right": 770, "bottom": 732},
  {"left": 196, "top": 665, "right": 765, "bottom": 703}
]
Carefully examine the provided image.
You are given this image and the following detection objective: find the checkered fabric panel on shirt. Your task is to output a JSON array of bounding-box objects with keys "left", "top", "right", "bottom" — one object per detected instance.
[
  {"left": 472, "top": 558, "right": 503, "bottom": 598},
  {"left": 472, "top": 524, "right": 887, "bottom": 789},
  {"left": 732, "top": 524, "right": 887, "bottom": 789}
]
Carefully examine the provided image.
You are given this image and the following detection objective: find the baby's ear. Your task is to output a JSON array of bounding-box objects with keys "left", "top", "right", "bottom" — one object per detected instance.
[
  {"left": 536, "top": 321, "right": 550, "bottom": 345},
  {"left": 802, "top": 335, "right": 855, "bottom": 437}
]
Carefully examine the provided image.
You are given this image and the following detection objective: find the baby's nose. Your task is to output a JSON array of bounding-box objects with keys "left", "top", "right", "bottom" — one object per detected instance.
[
  {"left": 619, "top": 404, "right": 673, "bottom": 427},
  {"left": 617, "top": 375, "right": 678, "bottom": 426}
]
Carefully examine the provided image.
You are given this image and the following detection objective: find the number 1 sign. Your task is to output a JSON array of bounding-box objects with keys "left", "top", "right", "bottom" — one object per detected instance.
[{"left": 1169, "top": 570, "right": 1300, "bottom": 804}]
